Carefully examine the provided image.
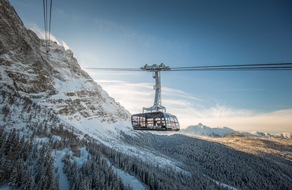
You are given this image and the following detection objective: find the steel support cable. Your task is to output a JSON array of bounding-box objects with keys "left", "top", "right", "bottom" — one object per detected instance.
[
  {"left": 43, "top": 0, "right": 47, "bottom": 49},
  {"left": 43, "top": 0, "right": 52, "bottom": 52},
  {"left": 170, "top": 63, "right": 292, "bottom": 71},
  {"left": 170, "top": 66, "right": 292, "bottom": 71},
  {"left": 85, "top": 68, "right": 141, "bottom": 71},
  {"left": 171, "top": 62, "right": 292, "bottom": 70},
  {"left": 170, "top": 67, "right": 292, "bottom": 71},
  {"left": 49, "top": 0, "right": 52, "bottom": 42},
  {"left": 85, "top": 63, "right": 292, "bottom": 72}
]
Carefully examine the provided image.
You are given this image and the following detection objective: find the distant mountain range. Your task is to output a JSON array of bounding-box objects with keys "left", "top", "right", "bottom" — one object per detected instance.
[
  {"left": 180, "top": 123, "right": 235, "bottom": 137},
  {"left": 180, "top": 123, "right": 292, "bottom": 139}
]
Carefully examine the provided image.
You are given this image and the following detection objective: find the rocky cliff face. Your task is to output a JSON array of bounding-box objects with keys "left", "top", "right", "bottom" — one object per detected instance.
[
  {"left": 0, "top": 0, "right": 55, "bottom": 93},
  {"left": 0, "top": 0, "right": 130, "bottom": 133}
]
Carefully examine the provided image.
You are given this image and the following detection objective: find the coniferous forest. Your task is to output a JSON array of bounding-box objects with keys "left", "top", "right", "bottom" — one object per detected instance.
[
  {"left": 1, "top": 85, "right": 292, "bottom": 189},
  {"left": 0, "top": 86, "right": 213, "bottom": 189}
]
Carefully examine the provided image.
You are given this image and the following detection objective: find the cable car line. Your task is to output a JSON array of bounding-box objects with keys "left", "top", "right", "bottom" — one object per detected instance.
[
  {"left": 169, "top": 62, "right": 292, "bottom": 71},
  {"left": 85, "top": 67, "right": 141, "bottom": 71},
  {"left": 49, "top": 0, "right": 52, "bottom": 41},
  {"left": 43, "top": 0, "right": 53, "bottom": 52},
  {"left": 43, "top": 0, "right": 47, "bottom": 40},
  {"left": 85, "top": 62, "right": 292, "bottom": 131},
  {"left": 85, "top": 62, "right": 292, "bottom": 72}
]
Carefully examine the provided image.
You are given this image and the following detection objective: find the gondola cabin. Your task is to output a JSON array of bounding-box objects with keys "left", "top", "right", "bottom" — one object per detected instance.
[{"left": 131, "top": 111, "right": 180, "bottom": 131}]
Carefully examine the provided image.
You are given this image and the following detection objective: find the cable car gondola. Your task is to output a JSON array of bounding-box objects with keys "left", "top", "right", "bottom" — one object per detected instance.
[
  {"left": 131, "top": 111, "right": 179, "bottom": 131},
  {"left": 130, "top": 63, "right": 180, "bottom": 131}
]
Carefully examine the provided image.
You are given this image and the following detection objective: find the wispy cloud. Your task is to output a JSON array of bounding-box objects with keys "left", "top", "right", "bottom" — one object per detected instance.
[
  {"left": 28, "top": 23, "right": 70, "bottom": 50},
  {"left": 95, "top": 80, "right": 153, "bottom": 112},
  {"left": 221, "top": 88, "right": 268, "bottom": 92},
  {"left": 93, "top": 79, "right": 292, "bottom": 133}
]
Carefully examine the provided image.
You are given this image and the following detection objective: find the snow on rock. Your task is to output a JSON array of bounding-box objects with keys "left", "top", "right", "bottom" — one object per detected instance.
[
  {"left": 226, "top": 131, "right": 292, "bottom": 139},
  {"left": 274, "top": 132, "right": 292, "bottom": 139},
  {"left": 250, "top": 131, "right": 272, "bottom": 138},
  {"left": 0, "top": 0, "right": 132, "bottom": 144},
  {"left": 180, "top": 123, "right": 235, "bottom": 137},
  {"left": 36, "top": 40, "right": 133, "bottom": 142}
]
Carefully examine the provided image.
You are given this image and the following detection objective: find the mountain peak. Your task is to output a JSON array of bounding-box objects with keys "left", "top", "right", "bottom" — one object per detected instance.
[
  {"left": 0, "top": 0, "right": 55, "bottom": 94},
  {"left": 0, "top": 1, "right": 131, "bottom": 140},
  {"left": 181, "top": 123, "right": 235, "bottom": 137},
  {"left": 198, "top": 122, "right": 204, "bottom": 127}
]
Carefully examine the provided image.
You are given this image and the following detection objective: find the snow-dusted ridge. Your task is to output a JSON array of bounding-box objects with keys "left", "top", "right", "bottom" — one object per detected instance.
[
  {"left": 37, "top": 40, "right": 134, "bottom": 142},
  {"left": 181, "top": 123, "right": 292, "bottom": 139},
  {"left": 0, "top": 0, "right": 132, "bottom": 139},
  {"left": 180, "top": 123, "right": 236, "bottom": 137}
]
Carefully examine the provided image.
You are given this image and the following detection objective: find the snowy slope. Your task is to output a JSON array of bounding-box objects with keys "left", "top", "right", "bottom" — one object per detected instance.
[
  {"left": 0, "top": 0, "right": 133, "bottom": 143},
  {"left": 36, "top": 40, "right": 134, "bottom": 142},
  {"left": 226, "top": 131, "right": 292, "bottom": 139},
  {"left": 180, "top": 123, "right": 235, "bottom": 137},
  {"left": 0, "top": 0, "right": 183, "bottom": 174}
]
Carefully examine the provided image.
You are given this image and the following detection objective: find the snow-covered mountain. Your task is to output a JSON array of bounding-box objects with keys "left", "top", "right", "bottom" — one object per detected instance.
[
  {"left": 180, "top": 123, "right": 235, "bottom": 137},
  {"left": 181, "top": 123, "right": 292, "bottom": 139},
  {"left": 1, "top": 1, "right": 292, "bottom": 189},
  {"left": 1, "top": 1, "right": 194, "bottom": 188},
  {"left": 250, "top": 131, "right": 271, "bottom": 137},
  {"left": 0, "top": 0, "right": 131, "bottom": 143},
  {"left": 274, "top": 132, "right": 292, "bottom": 139},
  {"left": 226, "top": 131, "right": 292, "bottom": 139}
]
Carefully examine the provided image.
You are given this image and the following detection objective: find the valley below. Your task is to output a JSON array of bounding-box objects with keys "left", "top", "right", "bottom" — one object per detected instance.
[{"left": 120, "top": 131, "right": 292, "bottom": 189}]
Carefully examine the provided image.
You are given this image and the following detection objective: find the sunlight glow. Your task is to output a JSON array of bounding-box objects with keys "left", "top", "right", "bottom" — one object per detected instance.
[{"left": 29, "top": 23, "right": 70, "bottom": 50}]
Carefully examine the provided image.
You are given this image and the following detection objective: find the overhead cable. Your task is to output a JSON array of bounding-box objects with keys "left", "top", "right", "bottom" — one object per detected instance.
[
  {"left": 43, "top": 0, "right": 53, "bottom": 52},
  {"left": 85, "top": 63, "right": 292, "bottom": 72},
  {"left": 85, "top": 68, "right": 141, "bottom": 71}
]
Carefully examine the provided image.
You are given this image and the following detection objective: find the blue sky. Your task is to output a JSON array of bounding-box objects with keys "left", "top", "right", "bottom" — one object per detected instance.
[{"left": 10, "top": 0, "right": 292, "bottom": 133}]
